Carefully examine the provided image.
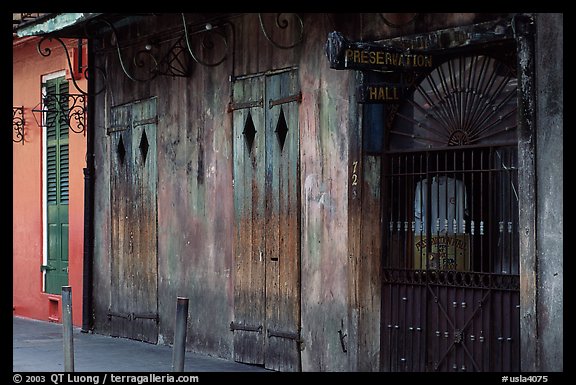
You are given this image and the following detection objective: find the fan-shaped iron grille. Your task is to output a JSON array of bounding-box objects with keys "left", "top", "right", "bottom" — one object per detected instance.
[{"left": 389, "top": 54, "right": 517, "bottom": 151}]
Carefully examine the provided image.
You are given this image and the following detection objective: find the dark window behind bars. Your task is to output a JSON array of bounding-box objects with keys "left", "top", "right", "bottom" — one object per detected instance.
[
  {"left": 384, "top": 146, "right": 518, "bottom": 274},
  {"left": 383, "top": 52, "right": 519, "bottom": 274}
]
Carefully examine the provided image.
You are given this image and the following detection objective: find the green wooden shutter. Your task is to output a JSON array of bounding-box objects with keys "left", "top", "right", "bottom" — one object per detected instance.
[{"left": 44, "top": 77, "right": 70, "bottom": 295}]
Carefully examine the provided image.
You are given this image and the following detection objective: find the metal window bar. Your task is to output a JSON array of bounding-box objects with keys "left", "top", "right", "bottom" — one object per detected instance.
[
  {"left": 383, "top": 145, "right": 519, "bottom": 371},
  {"left": 385, "top": 146, "right": 519, "bottom": 274}
]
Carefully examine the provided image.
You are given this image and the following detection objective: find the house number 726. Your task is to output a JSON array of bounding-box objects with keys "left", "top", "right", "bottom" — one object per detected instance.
[{"left": 351, "top": 161, "right": 359, "bottom": 186}]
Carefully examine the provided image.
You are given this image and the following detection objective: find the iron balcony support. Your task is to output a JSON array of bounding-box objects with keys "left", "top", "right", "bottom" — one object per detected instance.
[
  {"left": 33, "top": 14, "right": 305, "bottom": 92},
  {"left": 32, "top": 93, "right": 87, "bottom": 135},
  {"left": 13, "top": 106, "right": 25, "bottom": 144},
  {"left": 37, "top": 36, "right": 106, "bottom": 96}
]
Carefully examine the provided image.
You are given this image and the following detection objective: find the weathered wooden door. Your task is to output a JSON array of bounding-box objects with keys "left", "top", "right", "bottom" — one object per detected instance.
[
  {"left": 108, "top": 98, "right": 159, "bottom": 343},
  {"left": 232, "top": 69, "right": 301, "bottom": 371}
]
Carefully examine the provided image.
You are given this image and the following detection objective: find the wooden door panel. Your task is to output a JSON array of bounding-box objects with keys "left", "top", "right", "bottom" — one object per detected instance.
[
  {"left": 110, "top": 129, "right": 132, "bottom": 340},
  {"left": 232, "top": 76, "right": 266, "bottom": 365},
  {"left": 264, "top": 70, "right": 301, "bottom": 372},
  {"left": 232, "top": 70, "right": 301, "bottom": 371},
  {"left": 109, "top": 98, "right": 158, "bottom": 343}
]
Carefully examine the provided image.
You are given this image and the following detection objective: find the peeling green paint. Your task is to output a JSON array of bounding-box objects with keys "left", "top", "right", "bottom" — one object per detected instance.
[{"left": 16, "top": 13, "right": 101, "bottom": 37}]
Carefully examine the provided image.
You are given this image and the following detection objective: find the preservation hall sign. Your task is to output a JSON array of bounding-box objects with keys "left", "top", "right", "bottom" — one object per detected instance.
[
  {"left": 326, "top": 31, "right": 433, "bottom": 72},
  {"left": 326, "top": 21, "right": 516, "bottom": 104},
  {"left": 326, "top": 31, "right": 433, "bottom": 104},
  {"left": 358, "top": 83, "right": 406, "bottom": 103}
]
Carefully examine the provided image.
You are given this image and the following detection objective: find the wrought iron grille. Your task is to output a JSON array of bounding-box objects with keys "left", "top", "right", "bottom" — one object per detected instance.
[
  {"left": 389, "top": 54, "right": 517, "bottom": 151},
  {"left": 32, "top": 93, "right": 86, "bottom": 135},
  {"left": 381, "top": 51, "right": 520, "bottom": 372},
  {"left": 384, "top": 146, "right": 519, "bottom": 274},
  {"left": 13, "top": 106, "right": 25, "bottom": 144},
  {"left": 381, "top": 146, "right": 520, "bottom": 373}
]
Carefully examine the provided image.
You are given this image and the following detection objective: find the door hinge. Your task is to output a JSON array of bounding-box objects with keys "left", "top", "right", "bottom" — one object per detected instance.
[
  {"left": 107, "top": 311, "right": 159, "bottom": 322},
  {"left": 229, "top": 321, "right": 263, "bottom": 334},
  {"left": 268, "top": 92, "right": 302, "bottom": 108},
  {"left": 267, "top": 328, "right": 301, "bottom": 341},
  {"left": 41, "top": 264, "right": 56, "bottom": 272},
  {"left": 267, "top": 328, "right": 305, "bottom": 350},
  {"left": 227, "top": 98, "right": 264, "bottom": 112}
]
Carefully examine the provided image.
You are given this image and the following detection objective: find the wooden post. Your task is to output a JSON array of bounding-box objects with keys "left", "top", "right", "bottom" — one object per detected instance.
[{"left": 515, "top": 13, "right": 539, "bottom": 372}]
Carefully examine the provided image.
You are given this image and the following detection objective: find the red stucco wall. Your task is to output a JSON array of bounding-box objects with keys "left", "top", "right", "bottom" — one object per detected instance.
[{"left": 13, "top": 36, "right": 87, "bottom": 326}]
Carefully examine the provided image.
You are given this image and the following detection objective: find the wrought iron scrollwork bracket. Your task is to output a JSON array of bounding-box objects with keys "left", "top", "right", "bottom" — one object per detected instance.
[
  {"left": 34, "top": 14, "right": 304, "bottom": 88},
  {"left": 91, "top": 17, "right": 160, "bottom": 83},
  {"left": 156, "top": 37, "right": 192, "bottom": 78},
  {"left": 13, "top": 106, "right": 25, "bottom": 144},
  {"left": 83, "top": 14, "right": 232, "bottom": 83},
  {"left": 32, "top": 93, "right": 87, "bottom": 135},
  {"left": 258, "top": 13, "right": 304, "bottom": 49},
  {"left": 37, "top": 36, "right": 106, "bottom": 96},
  {"left": 181, "top": 13, "right": 230, "bottom": 68}
]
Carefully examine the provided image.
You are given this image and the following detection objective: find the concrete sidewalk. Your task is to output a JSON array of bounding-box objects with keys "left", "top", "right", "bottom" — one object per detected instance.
[{"left": 12, "top": 316, "right": 270, "bottom": 373}]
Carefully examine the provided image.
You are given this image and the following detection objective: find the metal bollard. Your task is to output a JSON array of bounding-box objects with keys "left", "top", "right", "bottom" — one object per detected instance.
[
  {"left": 172, "top": 297, "right": 189, "bottom": 372},
  {"left": 62, "top": 286, "right": 75, "bottom": 372}
]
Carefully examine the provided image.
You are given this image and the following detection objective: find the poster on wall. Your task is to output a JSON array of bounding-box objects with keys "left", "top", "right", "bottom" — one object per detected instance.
[{"left": 414, "top": 235, "right": 470, "bottom": 271}]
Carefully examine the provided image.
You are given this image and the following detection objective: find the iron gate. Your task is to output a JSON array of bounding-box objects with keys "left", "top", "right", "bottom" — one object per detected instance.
[
  {"left": 380, "top": 52, "right": 520, "bottom": 372},
  {"left": 381, "top": 147, "right": 520, "bottom": 372}
]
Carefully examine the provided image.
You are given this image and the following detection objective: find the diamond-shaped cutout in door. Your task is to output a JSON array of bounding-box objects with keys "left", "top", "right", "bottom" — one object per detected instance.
[
  {"left": 275, "top": 108, "right": 288, "bottom": 152},
  {"left": 117, "top": 135, "right": 126, "bottom": 164},
  {"left": 139, "top": 130, "right": 149, "bottom": 163},
  {"left": 243, "top": 113, "right": 256, "bottom": 153}
]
